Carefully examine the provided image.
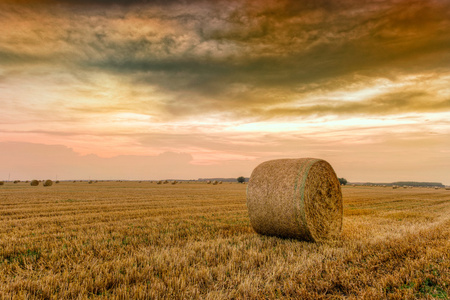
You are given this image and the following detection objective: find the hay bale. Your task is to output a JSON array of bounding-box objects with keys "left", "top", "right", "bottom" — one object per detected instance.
[
  {"left": 206, "top": 180, "right": 211, "bottom": 184},
  {"left": 43, "top": 179, "right": 53, "bottom": 187},
  {"left": 157, "top": 180, "right": 162, "bottom": 184},
  {"left": 163, "top": 180, "right": 169, "bottom": 184},
  {"left": 0, "top": 181, "right": 4, "bottom": 186},
  {"left": 247, "top": 158, "right": 342, "bottom": 242},
  {"left": 30, "top": 180, "right": 39, "bottom": 186},
  {"left": 212, "top": 180, "right": 218, "bottom": 185},
  {"left": 171, "top": 180, "right": 177, "bottom": 185}
]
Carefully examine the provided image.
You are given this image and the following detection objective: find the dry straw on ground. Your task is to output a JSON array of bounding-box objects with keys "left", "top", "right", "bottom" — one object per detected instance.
[
  {"left": 43, "top": 180, "right": 53, "bottom": 187},
  {"left": 30, "top": 180, "right": 39, "bottom": 186},
  {"left": 247, "top": 158, "right": 343, "bottom": 242}
]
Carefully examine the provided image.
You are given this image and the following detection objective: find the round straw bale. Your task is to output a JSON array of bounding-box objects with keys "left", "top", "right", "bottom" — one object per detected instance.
[
  {"left": 206, "top": 180, "right": 211, "bottom": 184},
  {"left": 212, "top": 180, "right": 218, "bottom": 185},
  {"left": 0, "top": 181, "right": 4, "bottom": 186},
  {"left": 163, "top": 180, "right": 169, "bottom": 184},
  {"left": 30, "top": 180, "right": 39, "bottom": 186},
  {"left": 157, "top": 180, "right": 162, "bottom": 184},
  {"left": 172, "top": 180, "right": 177, "bottom": 185},
  {"left": 43, "top": 179, "right": 53, "bottom": 187},
  {"left": 246, "top": 158, "right": 342, "bottom": 242}
]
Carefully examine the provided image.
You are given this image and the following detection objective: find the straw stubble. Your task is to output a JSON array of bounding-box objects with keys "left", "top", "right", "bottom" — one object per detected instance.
[{"left": 246, "top": 158, "right": 343, "bottom": 242}]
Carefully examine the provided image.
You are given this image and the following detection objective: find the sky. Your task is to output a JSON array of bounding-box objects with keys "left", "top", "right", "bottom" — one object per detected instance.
[{"left": 1, "top": 0, "right": 449, "bottom": 183}]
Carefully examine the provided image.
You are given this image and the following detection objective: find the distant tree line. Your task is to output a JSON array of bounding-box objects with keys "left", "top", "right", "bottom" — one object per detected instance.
[{"left": 392, "top": 181, "right": 444, "bottom": 187}]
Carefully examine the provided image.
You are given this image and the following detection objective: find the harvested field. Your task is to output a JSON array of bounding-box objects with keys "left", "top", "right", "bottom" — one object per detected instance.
[{"left": 0, "top": 183, "right": 449, "bottom": 299}]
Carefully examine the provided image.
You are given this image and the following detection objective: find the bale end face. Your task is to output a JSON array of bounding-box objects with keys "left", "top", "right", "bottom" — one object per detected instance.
[{"left": 246, "top": 158, "right": 342, "bottom": 242}]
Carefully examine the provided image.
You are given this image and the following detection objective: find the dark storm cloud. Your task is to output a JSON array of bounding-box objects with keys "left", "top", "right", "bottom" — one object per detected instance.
[
  {"left": 262, "top": 91, "right": 450, "bottom": 118},
  {"left": 1, "top": 0, "right": 450, "bottom": 119},
  {"left": 80, "top": 0, "right": 450, "bottom": 97}
]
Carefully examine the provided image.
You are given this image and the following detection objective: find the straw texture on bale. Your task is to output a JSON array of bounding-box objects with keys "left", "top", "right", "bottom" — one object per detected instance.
[
  {"left": 0, "top": 181, "right": 4, "bottom": 186},
  {"left": 43, "top": 180, "right": 53, "bottom": 187},
  {"left": 30, "top": 180, "right": 39, "bottom": 186},
  {"left": 247, "top": 158, "right": 342, "bottom": 242}
]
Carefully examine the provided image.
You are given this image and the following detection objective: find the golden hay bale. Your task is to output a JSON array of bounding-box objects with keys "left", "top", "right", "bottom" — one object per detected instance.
[
  {"left": 206, "top": 180, "right": 211, "bottom": 184},
  {"left": 43, "top": 179, "right": 53, "bottom": 187},
  {"left": 212, "top": 180, "right": 218, "bottom": 185},
  {"left": 157, "top": 180, "right": 162, "bottom": 184},
  {"left": 392, "top": 186, "right": 398, "bottom": 189},
  {"left": 163, "top": 180, "right": 169, "bottom": 184},
  {"left": 247, "top": 158, "right": 342, "bottom": 242},
  {"left": 172, "top": 180, "right": 177, "bottom": 185},
  {"left": 0, "top": 181, "right": 4, "bottom": 186},
  {"left": 30, "top": 180, "right": 39, "bottom": 186},
  {"left": 219, "top": 181, "right": 223, "bottom": 184}
]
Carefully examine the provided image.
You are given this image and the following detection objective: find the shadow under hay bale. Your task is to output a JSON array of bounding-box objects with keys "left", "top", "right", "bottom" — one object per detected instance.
[{"left": 247, "top": 158, "right": 342, "bottom": 242}]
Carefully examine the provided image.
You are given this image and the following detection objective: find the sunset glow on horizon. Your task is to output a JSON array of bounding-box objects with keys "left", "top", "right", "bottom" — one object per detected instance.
[{"left": 1, "top": 0, "right": 449, "bottom": 183}]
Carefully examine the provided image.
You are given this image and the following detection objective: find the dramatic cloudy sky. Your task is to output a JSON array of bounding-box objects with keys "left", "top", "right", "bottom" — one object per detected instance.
[{"left": 1, "top": 0, "right": 449, "bottom": 182}]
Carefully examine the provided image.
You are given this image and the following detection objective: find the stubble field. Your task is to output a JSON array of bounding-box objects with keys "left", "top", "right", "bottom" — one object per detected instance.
[{"left": 0, "top": 182, "right": 449, "bottom": 299}]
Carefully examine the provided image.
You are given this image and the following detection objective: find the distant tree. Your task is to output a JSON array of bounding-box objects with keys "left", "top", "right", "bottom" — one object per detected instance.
[
  {"left": 339, "top": 178, "right": 348, "bottom": 185},
  {"left": 237, "top": 176, "right": 245, "bottom": 184}
]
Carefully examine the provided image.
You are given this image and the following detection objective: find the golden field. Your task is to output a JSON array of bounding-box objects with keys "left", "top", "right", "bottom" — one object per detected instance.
[{"left": 0, "top": 182, "right": 449, "bottom": 299}]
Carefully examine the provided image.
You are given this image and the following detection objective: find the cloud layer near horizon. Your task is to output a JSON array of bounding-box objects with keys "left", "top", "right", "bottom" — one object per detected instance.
[{"left": 1, "top": 0, "right": 449, "bottom": 182}]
